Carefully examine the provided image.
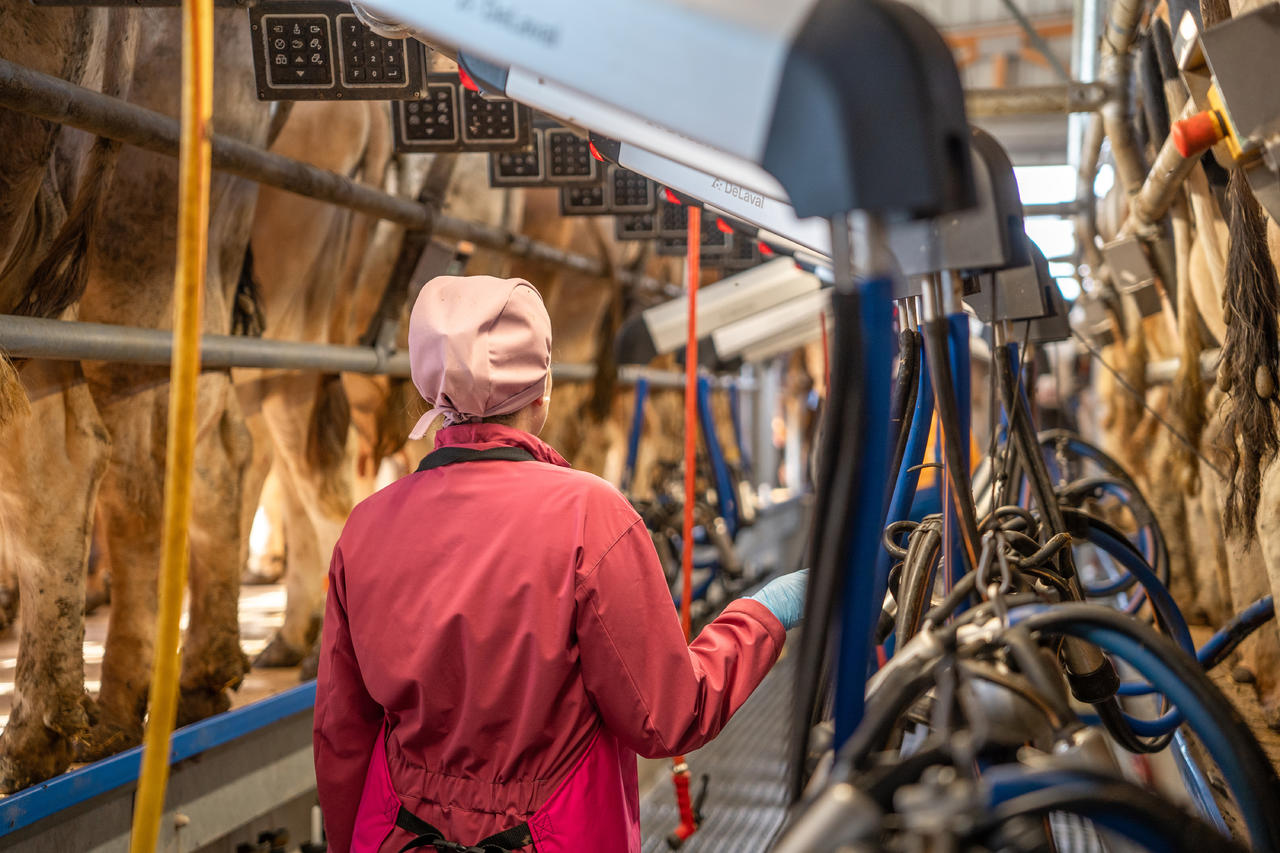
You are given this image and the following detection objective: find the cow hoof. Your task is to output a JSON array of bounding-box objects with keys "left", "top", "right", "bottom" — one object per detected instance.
[
  {"left": 75, "top": 719, "right": 142, "bottom": 763},
  {"left": 298, "top": 646, "right": 320, "bottom": 682},
  {"left": 0, "top": 720, "right": 75, "bottom": 794},
  {"left": 176, "top": 686, "right": 233, "bottom": 728},
  {"left": 253, "top": 633, "right": 306, "bottom": 668}
]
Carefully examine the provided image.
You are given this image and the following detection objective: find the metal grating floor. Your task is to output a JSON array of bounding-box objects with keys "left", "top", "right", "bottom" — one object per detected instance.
[{"left": 640, "top": 652, "right": 795, "bottom": 853}]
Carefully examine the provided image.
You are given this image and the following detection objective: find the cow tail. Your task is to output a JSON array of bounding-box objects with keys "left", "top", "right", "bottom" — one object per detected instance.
[{"left": 306, "top": 373, "right": 353, "bottom": 515}]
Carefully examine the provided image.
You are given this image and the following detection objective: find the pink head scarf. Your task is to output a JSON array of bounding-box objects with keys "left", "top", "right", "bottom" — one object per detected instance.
[{"left": 407, "top": 275, "right": 553, "bottom": 440}]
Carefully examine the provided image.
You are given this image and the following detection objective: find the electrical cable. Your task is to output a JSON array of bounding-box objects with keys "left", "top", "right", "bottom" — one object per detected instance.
[
  {"left": 789, "top": 286, "right": 866, "bottom": 801},
  {"left": 921, "top": 316, "right": 982, "bottom": 570}
]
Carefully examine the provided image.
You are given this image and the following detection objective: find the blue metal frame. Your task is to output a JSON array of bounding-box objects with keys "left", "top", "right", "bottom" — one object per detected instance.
[
  {"left": 727, "top": 382, "right": 753, "bottom": 483},
  {"left": 696, "top": 375, "right": 740, "bottom": 538},
  {"left": 621, "top": 377, "right": 649, "bottom": 495},
  {"left": 0, "top": 682, "right": 317, "bottom": 837},
  {"left": 944, "top": 312, "right": 971, "bottom": 590},
  {"left": 833, "top": 277, "right": 894, "bottom": 747}
]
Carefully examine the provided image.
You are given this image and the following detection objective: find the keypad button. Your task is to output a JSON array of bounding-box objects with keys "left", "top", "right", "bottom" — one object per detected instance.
[{"left": 265, "top": 15, "right": 332, "bottom": 86}]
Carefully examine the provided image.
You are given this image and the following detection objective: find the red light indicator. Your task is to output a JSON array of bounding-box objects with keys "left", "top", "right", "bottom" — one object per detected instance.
[
  {"left": 588, "top": 141, "right": 605, "bottom": 162},
  {"left": 715, "top": 217, "right": 733, "bottom": 234},
  {"left": 758, "top": 241, "right": 775, "bottom": 256},
  {"left": 457, "top": 66, "right": 480, "bottom": 92}
]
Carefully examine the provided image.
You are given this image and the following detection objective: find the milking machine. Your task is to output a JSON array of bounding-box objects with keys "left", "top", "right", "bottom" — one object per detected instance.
[{"left": 346, "top": 1, "right": 1280, "bottom": 849}]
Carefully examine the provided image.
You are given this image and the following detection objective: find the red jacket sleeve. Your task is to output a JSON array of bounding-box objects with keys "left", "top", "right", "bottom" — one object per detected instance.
[
  {"left": 314, "top": 544, "right": 383, "bottom": 853},
  {"left": 575, "top": 517, "right": 786, "bottom": 758}
]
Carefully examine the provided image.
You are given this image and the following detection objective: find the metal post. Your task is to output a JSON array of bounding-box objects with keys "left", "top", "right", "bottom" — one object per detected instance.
[
  {"left": 0, "top": 58, "right": 677, "bottom": 297},
  {"left": 0, "top": 315, "right": 693, "bottom": 387}
]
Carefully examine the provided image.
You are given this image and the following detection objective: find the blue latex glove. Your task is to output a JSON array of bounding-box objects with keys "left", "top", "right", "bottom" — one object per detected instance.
[{"left": 748, "top": 569, "right": 809, "bottom": 630}]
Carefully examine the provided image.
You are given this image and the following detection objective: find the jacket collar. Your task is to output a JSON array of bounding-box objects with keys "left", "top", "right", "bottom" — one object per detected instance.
[{"left": 434, "top": 423, "right": 571, "bottom": 468}]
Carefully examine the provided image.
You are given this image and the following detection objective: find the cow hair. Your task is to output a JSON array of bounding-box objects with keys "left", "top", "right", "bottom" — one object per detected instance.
[
  {"left": 372, "top": 377, "right": 422, "bottom": 466},
  {"left": 231, "top": 245, "right": 267, "bottom": 337},
  {"left": 0, "top": 355, "right": 31, "bottom": 427},
  {"left": 13, "top": 136, "right": 121, "bottom": 321},
  {"left": 1172, "top": 208, "right": 1207, "bottom": 494},
  {"left": 1217, "top": 168, "right": 1280, "bottom": 538},
  {"left": 306, "top": 372, "right": 352, "bottom": 486}
]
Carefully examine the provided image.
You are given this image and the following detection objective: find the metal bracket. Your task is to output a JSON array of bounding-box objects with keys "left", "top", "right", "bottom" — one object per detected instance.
[
  {"left": 1101, "top": 236, "right": 1163, "bottom": 317},
  {"left": 1176, "top": 6, "right": 1280, "bottom": 221},
  {"left": 249, "top": 3, "right": 428, "bottom": 101},
  {"left": 889, "top": 127, "right": 1027, "bottom": 278},
  {"left": 1076, "top": 290, "right": 1117, "bottom": 347}
]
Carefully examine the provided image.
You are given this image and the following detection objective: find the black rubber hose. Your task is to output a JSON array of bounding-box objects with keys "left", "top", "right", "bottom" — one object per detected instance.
[
  {"left": 920, "top": 317, "right": 982, "bottom": 570},
  {"left": 894, "top": 518, "right": 943, "bottom": 649},
  {"left": 1094, "top": 692, "right": 1175, "bottom": 754},
  {"left": 789, "top": 289, "right": 866, "bottom": 801},
  {"left": 1039, "top": 429, "right": 1170, "bottom": 588},
  {"left": 1138, "top": 31, "right": 1172, "bottom": 147},
  {"left": 979, "top": 781, "right": 1248, "bottom": 853},
  {"left": 886, "top": 329, "right": 921, "bottom": 508},
  {"left": 1000, "top": 351, "right": 1121, "bottom": 699}
]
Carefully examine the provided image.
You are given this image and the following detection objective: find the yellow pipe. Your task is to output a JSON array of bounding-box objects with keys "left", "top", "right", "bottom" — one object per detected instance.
[{"left": 128, "top": 0, "right": 213, "bottom": 848}]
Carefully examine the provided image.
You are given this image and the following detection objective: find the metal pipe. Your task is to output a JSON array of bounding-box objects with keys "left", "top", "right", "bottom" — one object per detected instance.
[
  {"left": 1024, "top": 201, "right": 1085, "bottom": 217},
  {"left": 0, "top": 57, "right": 677, "bottom": 296},
  {"left": 0, "top": 315, "right": 695, "bottom": 388},
  {"left": 1123, "top": 101, "right": 1199, "bottom": 235},
  {"left": 1097, "top": 0, "right": 1147, "bottom": 195},
  {"left": 1075, "top": 114, "right": 1106, "bottom": 270},
  {"left": 1146, "top": 348, "right": 1221, "bottom": 384},
  {"left": 965, "top": 82, "right": 1110, "bottom": 117}
]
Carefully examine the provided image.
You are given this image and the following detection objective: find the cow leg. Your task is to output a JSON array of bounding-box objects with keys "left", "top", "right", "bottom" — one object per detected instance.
[
  {"left": 253, "top": 462, "right": 326, "bottom": 667},
  {"left": 178, "top": 380, "right": 253, "bottom": 725},
  {"left": 78, "top": 380, "right": 166, "bottom": 760},
  {"left": 0, "top": 361, "right": 109, "bottom": 791},
  {"left": 245, "top": 466, "right": 286, "bottom": 585},
  {"left": 252, "top": 374, "right": 351, "bottom": 669}
]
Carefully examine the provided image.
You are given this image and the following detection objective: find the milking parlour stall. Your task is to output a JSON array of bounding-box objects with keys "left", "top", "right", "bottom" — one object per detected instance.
[{"left": 1, "top": 0, "right": 1280, "bottom": 851}]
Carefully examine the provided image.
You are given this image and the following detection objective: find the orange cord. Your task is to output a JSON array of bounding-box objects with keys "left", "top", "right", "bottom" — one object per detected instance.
[
  {"left": 671, "top": 206, "right": 703, "bottom": 848},
  {"left": 680, "top": 206, "right": 701, "bottom": 641}
]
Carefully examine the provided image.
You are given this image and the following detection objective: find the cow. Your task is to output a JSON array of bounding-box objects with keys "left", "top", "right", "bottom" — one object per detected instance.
[
  {"left": 1082, "top": 0, "right": 1280, "bottom": 727},
  {"left": 0, "top": 4, "right": 274, "bottom": 788}
]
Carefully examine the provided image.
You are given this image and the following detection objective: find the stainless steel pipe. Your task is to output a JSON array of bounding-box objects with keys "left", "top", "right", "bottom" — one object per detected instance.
[{"left": 0, "top": 58, "right": 677, "bottom": 296}]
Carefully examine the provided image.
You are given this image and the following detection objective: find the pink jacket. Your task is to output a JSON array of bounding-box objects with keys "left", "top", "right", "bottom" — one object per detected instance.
[{"left": 314, "top": 423, "right": 786, "bottom": 852}]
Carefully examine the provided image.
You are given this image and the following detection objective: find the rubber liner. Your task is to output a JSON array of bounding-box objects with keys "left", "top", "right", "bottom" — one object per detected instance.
[{"left": 640, "top": 652, "right": 795, "bottom": 852}]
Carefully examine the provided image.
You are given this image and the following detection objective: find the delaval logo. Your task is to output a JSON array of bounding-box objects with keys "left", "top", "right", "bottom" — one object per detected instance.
[
  {"left": 454, "top": 0, "right": 560, "bottom": 47},
  {"left": 710, "top": 178, "right": 764, "bottom": 209}
]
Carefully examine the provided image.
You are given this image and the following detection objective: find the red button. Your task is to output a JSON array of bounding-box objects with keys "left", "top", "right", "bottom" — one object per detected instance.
[{"left": 1171, "top": 109, "right": 1226, "bottom": 158}]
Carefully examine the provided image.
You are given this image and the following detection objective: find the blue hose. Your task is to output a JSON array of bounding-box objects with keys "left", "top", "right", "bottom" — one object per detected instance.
[
  {"left": 983, "top": 768, "right": 1182, "bottom": 850},
  {"left": 1009, "top": 605, "right": 1279, "bottom": 848},
  {"left": 1082, "top": 523, "right": 1194, "bottom": 654},
  {"left": 621, "top": 378, "right": 648, "bottom": 495},
  {"left": 833, "top": 277, "right": 894, "bottom": 748}
]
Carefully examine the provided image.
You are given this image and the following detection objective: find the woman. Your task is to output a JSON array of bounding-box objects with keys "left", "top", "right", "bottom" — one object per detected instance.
[{"left": 314, "top": 275, "right": 807, "bottom": 852}]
